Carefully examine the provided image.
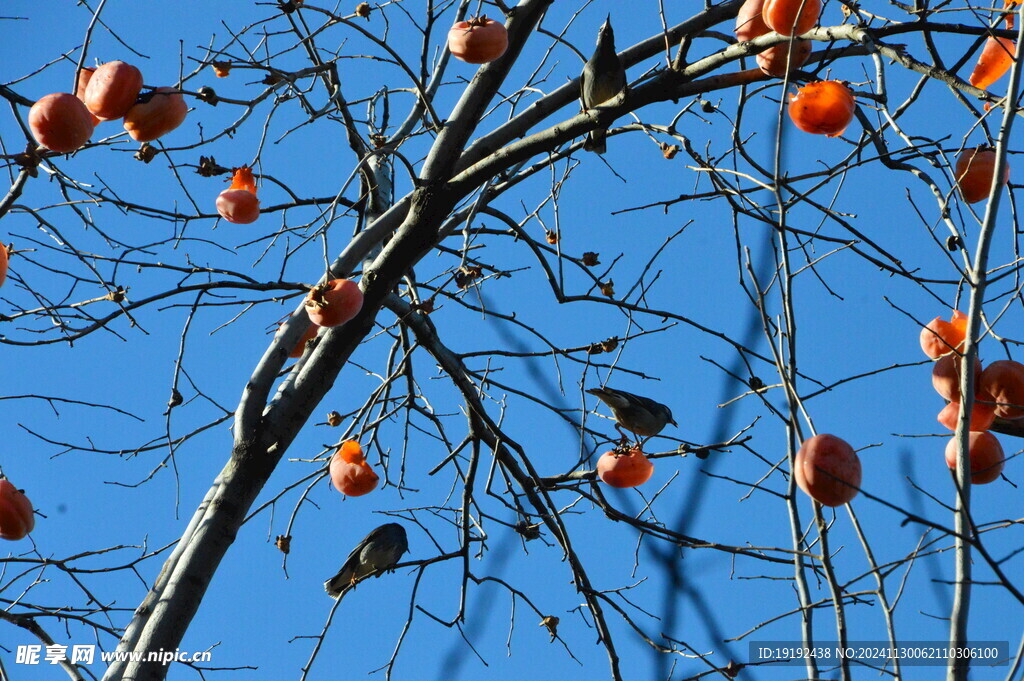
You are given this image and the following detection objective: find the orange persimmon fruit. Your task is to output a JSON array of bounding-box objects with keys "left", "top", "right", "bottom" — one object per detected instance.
[
  {"left": 0, "top": 243, "right": 8, "bottom": 288},
  {"left": 944, "top": 431, "right": 1004, "bottom": 484},
  {"left": 979, "top": 359, "right": 1024, "bottom": 418},
  {"left": 937, "top": 401, "right": 997, "bottom": 432},
  {"left": 735, "top": 0, "right": 812, "bottom": 77},
  {"left": 788, "top": 81, "right": 856, "bottom": 137},
  {"left": 305, "top": 279, "right": 364, "bottom": 328},
  {"left": 28, "top": 93, "right": 95, "bottom": 153},
  {"left": 931, "top": 354, "right": 983, "bottom": 402},
  {"left": 289, "top": 323, "right": 320, "bottom": 358},
  {"left": 329, "top": 441, "right": 380, "bottom": 496},
  {"left": 763, "top": 0, "right": 821, "bottom": 37},
  {"left": 448, "top": 16, "right": 508, "bottom": 64},
  {"left": 736, "top": 0, "right": 770, "bottom": 41},
  {"left": 83, "top": 60, "right": 144, "bottom": 121},
  {"left": 216, "top": 167, "right": 260, "bottom": 224},
  {"left": 0, "top": 480, "right": 35, "bottom": 541},
  {"left": 596, "top": 447, "right": 654, "bottom": 488},
  {"left": 919, "top": 310, "right": 968, "bottom": 359},
  {"left": 794, "top": 434, "right": 861, "bottom": 506},
  {"left": 123, "top": 87, "right": 188, "bottom": 142},
  {"left": 955, "top": 147, "right": 1009, "bottom": 204},
  {"left": 970, "top": 36, "right": 1015, "bottom": 91},
  {"left": 74, "top": 67, "right": 102, "bottom": 126},
  {"left": 757, "top": 40, "right": 812, "bottom": 77}
]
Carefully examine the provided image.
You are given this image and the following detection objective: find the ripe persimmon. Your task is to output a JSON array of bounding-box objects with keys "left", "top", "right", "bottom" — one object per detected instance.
[
  {"left": 83, "top": 61, "right": 144, "bottom": 121},
  {"left": 123, "top": 87, "right": 188, "bottom": 142},
  {"left": 955, "top": 147, "right": 1009, "bottom": 204},
  {"left": 735, "top": 0, "right": 812, "bottom": 76},
  {"left": 970, "top": 36, "right": 1015, "bottom": 90},
  {"left": 0, "top": 243, "right": 8, "bottom": 289},
  {"left": 596, "top": 447, "right": 654, "bottom": 488},
  {"left": 788, "top": 81, "right": 855, "bottom": 137},
  {"left": 757, "top": 40, "right": 812, "bottom": 77},
  {"left": 919, "top": 310, "right": 968, "bottom": 359},
  {"left": 979, "top": 359, "right": 1024, "bottom": 418},
  {"left": 29, "top": 93, "right": 95, "bottom": 153},
  {"left": 794, "top": 434, "right": 861, "bottom": 506},
  {"left": 763, "top": 0, "right": 821, "bottom": 37},
  {"left": 735, "top": 0, "right": 770, "bottom": 42},
  {"left": 74, "top": 68, "right": 102, "bottom": 126},
  {"left": 329, "top": 441, "right": 380, "bottom": 496},
  {"left": 289, "top": 323, "right": 319, "bottom": 358},
  {"left": 931, "top": 354, "right": 982, "bottom": 402},
  {"left": 305, "top": 279, "right": 364, "bottom": 328},
  {"left": 937, "top": 401, "right": 996, "bottom": 432},
  {"left": 944, "top": 431, "right": 1004, "bottom": 485},
  {"left": 448, "top": 16, "right": 508, "bottom": 64},
  {"left": 216, "top": 167, "right": 260, "bottom": 224},
  {"left": 0, "top": 480, "right": 34, "bottom": 541}
]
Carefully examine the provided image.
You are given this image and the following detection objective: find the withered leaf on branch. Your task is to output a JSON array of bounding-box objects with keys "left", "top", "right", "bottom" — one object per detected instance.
[
  {"left": 134, "top": 143, "right": 158, "bottom": 163},
  {"left": 196, "top": 156, "right": 226, "bottom": 177},
  {"left": 582, "top": 251, "right": 600, "bottom": 267},
  {"left": 586, "top": 336, "right": 619, "bottom": 355},
  {"left": 275, "top": 535, "right": 291, "bottom": 554},
  {"left": 598, "top": 280, "right": 615, "bottom": 298},
  {"left": 326, "top": 411, "right": 342, "bottom": 427},
  {"left": 539, "top": 615, "right": 559, "bottom": 640},
  {"left": 455, "top": 265, "right": 483, "bottom": 289}
]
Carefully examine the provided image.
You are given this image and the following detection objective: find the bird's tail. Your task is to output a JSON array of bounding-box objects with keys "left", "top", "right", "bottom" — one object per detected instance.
[
  {"left": 585, "top": 127, "right": 607, "bottom": 154},
  {"left": 324, "top": 576, "right": 351, "bottom": 599}
]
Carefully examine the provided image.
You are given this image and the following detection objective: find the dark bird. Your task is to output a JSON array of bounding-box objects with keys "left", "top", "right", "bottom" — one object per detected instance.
[
  {"left": 580, "top": 15, "right": 627, "bottom": 154},
  {"left": 587, "top": 387, "right": 676, "bottom": 438},
  {"left": 324, "top": 522, "right": 409, "bottom": 599}
]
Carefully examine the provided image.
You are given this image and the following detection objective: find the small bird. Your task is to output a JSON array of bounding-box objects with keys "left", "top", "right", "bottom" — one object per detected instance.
[
  {"left": 580, "top": 15, "right": 627, "bottom": 154},
  {"left": 587, "top": 387, "right": 677, "bottom": 439},
  {"left": 324, "top": 522, "right": 409, "bottom": 599}
]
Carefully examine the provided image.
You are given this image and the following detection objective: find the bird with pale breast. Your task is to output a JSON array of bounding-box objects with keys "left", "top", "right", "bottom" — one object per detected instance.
[
  {"left": 324, "top": 522, "right": 408, "bottom": 599},
  {"left": 587, "top": 387, "right": 676, "bottom": 439},
  {"left": 580, "top": 15, "right": 627, "bottom": 154}
]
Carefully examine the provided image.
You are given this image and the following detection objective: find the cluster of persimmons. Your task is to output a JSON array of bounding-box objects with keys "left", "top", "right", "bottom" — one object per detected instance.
[
  {"left": 29, "top": 61, "right": 186, "bottom": 153},
  {"left": 736, "top": 0, "right": 1014, "bottom": 206},
  {"left": 783, "top": 309, "right": 1014, "bottom": 512},
  {"left": 922, "top": 312, "right": 1010, "bottom": 485}
]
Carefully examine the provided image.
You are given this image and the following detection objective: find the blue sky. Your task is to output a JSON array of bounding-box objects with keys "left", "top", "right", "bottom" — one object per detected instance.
[{"left": 2, "top": 1, "right": 1022, "bottom": 680}]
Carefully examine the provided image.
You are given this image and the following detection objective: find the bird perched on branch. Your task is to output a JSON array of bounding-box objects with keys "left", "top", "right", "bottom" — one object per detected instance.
[
  {"left": 324, "top": 522, "right": 408, "bottom": 599},
  {"left": 580, "top": 15, "right": 627, "bottom": 154},
  {"left": 587, "top": 387, "right": 676, "bottom": 439}
]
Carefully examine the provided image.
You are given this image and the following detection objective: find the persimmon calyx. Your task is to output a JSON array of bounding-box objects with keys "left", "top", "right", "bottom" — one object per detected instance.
[
  {"left": 227, "top": 166, "right": 258, "bottom": 194},
  {"left": 305, "top": 282, "right": 334, "bottom": 309}
]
